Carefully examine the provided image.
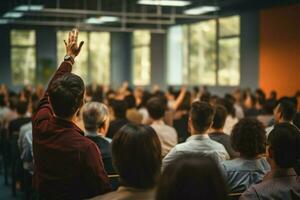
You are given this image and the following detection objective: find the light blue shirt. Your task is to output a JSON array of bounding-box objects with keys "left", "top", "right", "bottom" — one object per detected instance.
[
  {"left": 222, "top": 157, "right": 271, "bottom": 193},
  {"left": 162, "top": 134, "right": 230, "bottom": 169}
]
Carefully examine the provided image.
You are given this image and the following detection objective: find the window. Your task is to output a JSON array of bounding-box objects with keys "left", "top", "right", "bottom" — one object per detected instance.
[
  {"left": 57, "top": 31, "right": 110, "bottom": 85},
  {"left": 167, "top": 15, "right": 240, "bottom": 86},
  {"left": 10, "top": 30, "right": 36, "bottom": 85},
  {"left": 132, "top": 30, "right": 151, "bottom": 86}
]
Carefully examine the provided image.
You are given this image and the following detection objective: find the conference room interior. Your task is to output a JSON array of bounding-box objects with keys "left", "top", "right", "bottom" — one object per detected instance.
[{"left": 0, "top": 0, "right": 300, "bottom": 199}]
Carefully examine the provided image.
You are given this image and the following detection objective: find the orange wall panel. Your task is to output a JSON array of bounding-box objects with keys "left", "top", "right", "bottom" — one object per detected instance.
[{"left": 260, "top": 4, "right": 300, "bottom": 97}]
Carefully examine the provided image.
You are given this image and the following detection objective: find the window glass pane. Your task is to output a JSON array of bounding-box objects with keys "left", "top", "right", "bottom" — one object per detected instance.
[
  {"left": 89, "top": 32, "right": 110, "bottom": 85},
  {"left": 133, "top": 30, "right": 151, "bottom": 85},
  {"left": 57, "top": 31, "right": 88, "bottom": 82},
  {"left": 219, "top": 16, "right": 240, "bottom": 37},
  {"left": 188, "top": 20, "right": 216, "bottom": 85},
  {"left": 11, "top": 30, "right": 35, "bottom": 46},
  {"left": 133, "top": 30, "right": 150, "bottom": 46},
  {"left": 11, "top": 47, "right": 36, "bottom": 85},
  {"left": 218, "top": 38, "right": 240, "bottom": 85}
]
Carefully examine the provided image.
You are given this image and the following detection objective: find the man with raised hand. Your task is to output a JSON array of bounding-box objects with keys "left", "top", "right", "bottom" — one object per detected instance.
[{"left": 32, "top": 29, "right": 111, "bottom": 200}]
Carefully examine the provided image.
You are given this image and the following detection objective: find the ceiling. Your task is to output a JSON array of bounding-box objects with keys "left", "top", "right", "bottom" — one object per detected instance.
[{"left": 0, "top": 0, "right": 299, "bottom": 32}]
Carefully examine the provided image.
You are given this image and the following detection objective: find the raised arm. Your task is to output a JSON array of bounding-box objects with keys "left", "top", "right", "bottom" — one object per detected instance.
[{"left": 33, "top": 29, "right": 84, "bottom": 122}]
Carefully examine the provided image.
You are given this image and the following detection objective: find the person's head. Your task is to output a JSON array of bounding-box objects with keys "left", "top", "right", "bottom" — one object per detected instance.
[
  {"left": 267, "top": 123, "right": 300, "bottom": 168},
  {"left": 30, "top": 93, "right": 40, "bottom": 115},
  {"left": 0, "top": 94, "right": 6, "bottom": 107},
  {"left": 156, "top": 154, "right": 228, "bottom": 200},
  {"left": 223, "top": 94, "right": 236, "bottom": 118},
  {"left": 82, "top": 102, "right": 110, "bottom": 135},
  {"left": 200, "top": 91, "right": 211, "bottom": 103},
  {"left": 243, "top": 93, "right": 256, "bottom": 109},
  {"left": 231, "top": 118, "right": 266, "bottom": 159},
  {"left": 124, "top": 94, "right": 136, "bottom": 109},
  {"left": 112, "top": 124, "right": 161, "bottom": 189},
  {"left": 189, "top": 101, "right": 215, "bottom": 134},
  {"left": 16, "top": 100, "right": 29, "bottom": 116},
  {"left": 211, "top": 105, "right": 227, "bottom": 131},
  {"left": 263, "top": 99, "right": 277, "bottom": 115},
  {"left": 146, "top": 97, "right": 165, "bottom": 120},
  {"left": 177, "top": 91, "right": 191, "bottom": 111},
  {"left": 9, "top": 96, "right": 18, "bottom": 110},
  {"left": 273, "top": 98, "right": 297, "bottom": 123},
  {"left": 108, "top": 99, "right": 127, "bottom": 119},
  {"left": 48, "top": 73, "right": 85, "bottom": 119}
]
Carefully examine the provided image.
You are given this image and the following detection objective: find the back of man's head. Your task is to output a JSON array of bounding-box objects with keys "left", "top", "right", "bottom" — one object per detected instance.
[
  {"left": 124, "top": 94, "right": 136, "bottom": 109},
  {"left": 277, "top": 98, "right": 297, "bottom": 122},
  {"left": 146, "top": 97, "right": 165, "bottom": 120},
  {"left": 109, "top": 99, "right": 127, "bottom": 119},
  {"left": 268, "top": 123, "right": 300, "bottom": 168},
  {"left": 49, "top": 73, "right": 85, "bottom": 119},
  {"left": 190, "top": 101, "right": 215, "bottom": 134},
  {"left": 82, "top": 102, "right": 109, "bottom": 132},
  {"left": 16, "top": 100, "right": 29, "bottom": 115},
  {"left": 212, "top": 105, "right": 227, "bottom": 130}
]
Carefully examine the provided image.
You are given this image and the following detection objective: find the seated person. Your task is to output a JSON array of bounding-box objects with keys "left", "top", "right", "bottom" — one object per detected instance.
[
  {"left": 157, "top": 154, "right": 228, "bottom": 200},
  {"left": 222, "top": 118, "right": 270, "bottom": 193},
  {"left": 125, "top": 94, "right": 143, "bottom": 124},
  {"left": 92, "top": 124, "right": 161, "bottom": 200},
  {"left": 209, "top": 105, "right": 239, "bottom": 159},
  {"left": 241, "top": 123, "right": 300, "bottom": 200},
  {"left": 163, "top": 102, "right": 229, "bottom": 169},
  {"left": 107, "top": 99, "right": 129, "bottom": 139},
  {"left": 82, "top": 102, "right": 114, "bottom": 175},
  {"left": 146, "top": 97, "right": 178, "bottom": 157}
]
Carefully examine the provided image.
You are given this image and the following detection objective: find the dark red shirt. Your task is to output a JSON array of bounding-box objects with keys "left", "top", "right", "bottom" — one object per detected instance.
[{"left": 32, "top": 62, "right": 111, "bottom": 199}]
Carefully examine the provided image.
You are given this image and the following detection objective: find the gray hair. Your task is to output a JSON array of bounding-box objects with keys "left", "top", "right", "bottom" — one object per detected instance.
[{"left": 82, "top": 102, "right": 109, "bottom": 131}]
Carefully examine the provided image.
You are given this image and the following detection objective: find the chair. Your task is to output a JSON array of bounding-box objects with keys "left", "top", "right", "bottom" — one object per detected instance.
[
  {"left": 228, "top": 192, "right": 242, "bottom": 200},
  {"left": 108, "top": 174, "right": 120, "bottom": 190}
]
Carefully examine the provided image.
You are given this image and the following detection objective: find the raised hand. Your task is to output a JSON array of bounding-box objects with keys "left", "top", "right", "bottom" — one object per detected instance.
[{"left": 64, "top": 28, "right": 84, "bottom": 58}]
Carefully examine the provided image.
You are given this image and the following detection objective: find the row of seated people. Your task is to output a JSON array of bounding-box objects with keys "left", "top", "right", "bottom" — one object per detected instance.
[{"left": 0, "top": 28, "right": 300, "bottom": 200}]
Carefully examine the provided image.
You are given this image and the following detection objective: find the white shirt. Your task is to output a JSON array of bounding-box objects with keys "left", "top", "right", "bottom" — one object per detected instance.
[
  {"left": 162, "top": 134, "right": 230, "bottom": 169},
  {"left": 224, "top": 115, "right": 239, "bottom": 135},
  {"left": 150, "top": 120, "right": 178, "bottom": 157}
]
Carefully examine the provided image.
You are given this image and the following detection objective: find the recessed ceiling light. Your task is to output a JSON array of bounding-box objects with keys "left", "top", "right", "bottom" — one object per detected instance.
[
  {"left": 138, "top": 0, "right": 191, "bottom": 7},
  {"left": 184, "top": 6, "right": 219, "bottom": 15},
  {"left": 85, "top": 16, "right": 119, "bottom": 24},
  {"left": 14, "top": 5, "right": 44, "bottom": 11},
  {"left": 3, "top": 12, "right": 24, "bottom": 18}
]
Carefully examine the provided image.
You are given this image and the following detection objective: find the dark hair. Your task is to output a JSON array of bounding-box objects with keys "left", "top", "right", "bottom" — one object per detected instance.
[
  {"left": 231, "top": 118, "right": 266, "bottom": 159},
  {"left": 31, "top": 93, "right": 40, "bottom": 114},
  {"left": 190, "top": 101, "right": 215, "bottom": 133},
  {"left": 139, "top": 90, "right": 152, "bottom": 108},
  {"left": 124, "top": 94, "right": 136, "bottom": 109},
  {"left": 200, "top": 91, "right": 211, "bottom": 103},
  {"left": 146, "top": 97, "right": 165, "bottom": 120},
  {"left": 277, "top": 98, "right": 297, "bottom": 121},
  {"left": 16, "top": 100, "right": 29, "bottom": 115},
  {"left": 112, "top": 124, "right": 161, "bottom": 189},
  {"left": 49, "top": 73, "right": 85, "bottom": 118},
  {"left": 212, "top": 105, "right": 227, "bottom": 129},
  {"left": 223, "top": 94, "right": 236, "bottom": 118},
  {"left": 109, "top": 99, "right": 127, "bottom": 119},
  {"left": 268, "top": 123, "right": 300, "bottom": 168},
  {"left": 156, "top": 154, "right": 228, "bottom": 200},
  {"left": 9, "top": 96, "right": 18, "bottom": 110},
  {"left": 0, "top": 94, "right": 6, "bottom": 107},
  {"left": 263, "top": 99, "right": 276, "bottom": 115}
]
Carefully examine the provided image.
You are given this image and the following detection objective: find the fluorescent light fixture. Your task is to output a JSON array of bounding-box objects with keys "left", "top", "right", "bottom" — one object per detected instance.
[
  {"left": 184, "top": 6, "right": 219, "bottom": 15},
  {"left": 85, "top": 16, "right": 119, "bottom": 24},
  {"left": 0, "top": 19, "right": 9, "bottom": 24},
  {"left": 138, "top": 0, "right": 191, "bottom": 7},
  {"left": 3, "top": 12, "right": 24, "bottom": 18},
  {"left": 14, "top": 5, "right": 44, "bottom": 11}
]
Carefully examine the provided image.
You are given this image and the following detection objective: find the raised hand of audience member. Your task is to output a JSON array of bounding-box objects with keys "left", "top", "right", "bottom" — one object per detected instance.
[{"left": 63, "top": 28, "right": 84, "bottom": 58}]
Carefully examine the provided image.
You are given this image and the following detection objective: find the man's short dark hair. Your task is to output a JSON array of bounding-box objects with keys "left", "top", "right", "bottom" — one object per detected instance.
[
  {"left": 124, "top": 94, "right": 136, "bottom": 109},
  {"left": 190, "top": 101, "right": 215, "bottom": 133},
  {"left": 231, "top": 118, "right": 266, "bottom": 158},
  {"left": 146, "top": 97, "right": 165, "bottom": 120},
  {"left": 277, "top": 98, "right": 297, "bottom": 121},
  {"left": 16, "top": 100, "right": 29, "bottom": 115},
  {"left": 112, "top": 124, "right": 161, "bottom": 189},
  {"left": 268, "top": 123, "right": 300, "bottom": 168},
  {"left": 212, "top": 105, "right": 227, "bottom": 130},
  {"left": 49, "top": 73, "right": 85, "bottom": 119},
  {"left": 109, "top": 99, "right": 127, "bottom": 119}
]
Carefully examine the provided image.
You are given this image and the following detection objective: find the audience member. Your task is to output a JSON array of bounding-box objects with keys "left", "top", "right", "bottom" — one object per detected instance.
[
  {"left": 32, "top": 29, "right": 110, "bottom": 199},
  {"left": 240, "top": 123, "right": 300, "bottom": 199},
  {"left": 257, "top": 99, "right": 276, "bottom": 127},
  {"left": 125, "top": 94, "right": 143, "bottom": 124},
  {"left": 146, "top": 97, "right": 178, "bottom": 157},
  {"left": 3, "top": 96, "right": 18, "bottom": 129},
  {"left": 163, "top": 101, "right": 229, "bottom": 169},
  {"left": 92, "top": 124, "right": 161, "bottom": 200},
  {"left": 223, "top": 94, "right": 239, "bottom": 134},
  {"left": 82, "top": 102, "right": 114, "bottom": 174},
  {"left": 209, "top": 105, "right": 239, "bottom": 159},
  {"left": 107, "top": 99, "right": 129, "bottom": 139},
  {"left": 222, "top": 118, "right": 270, "bottom": 193},
  {"left": 157, "top": 154, "right": 228, "bottom": 200}
]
